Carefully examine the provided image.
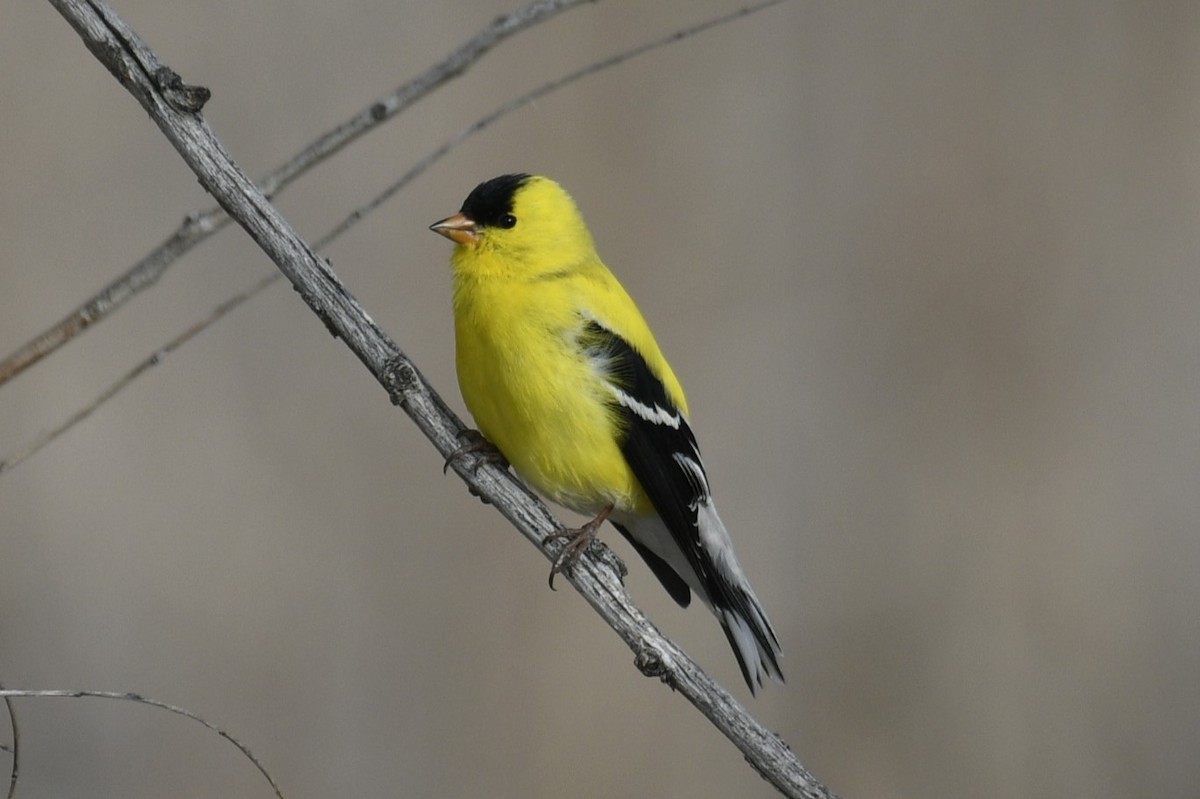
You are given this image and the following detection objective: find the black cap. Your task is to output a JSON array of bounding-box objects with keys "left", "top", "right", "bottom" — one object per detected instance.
[{"left": 460, "top": 173, "right": 531, "bottom": 229}]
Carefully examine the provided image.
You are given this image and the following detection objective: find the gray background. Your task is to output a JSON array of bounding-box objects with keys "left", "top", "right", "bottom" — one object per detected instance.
[{"left": 3, "top": 2, "right": 1199, "bottom": 797}]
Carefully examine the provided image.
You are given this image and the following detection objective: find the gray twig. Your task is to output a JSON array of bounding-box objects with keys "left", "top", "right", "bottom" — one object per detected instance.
[
  {"left": 0, "top": 689, "right": 282, "bottom": 799},
  {"left": 1, "top": 681, "right": 17, "bottom": 799},
  {"left": 0, "top": 272, "right": 278, "bottom": 474}
]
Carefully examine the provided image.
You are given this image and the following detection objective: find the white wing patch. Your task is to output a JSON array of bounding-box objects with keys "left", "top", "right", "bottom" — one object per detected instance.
[{"left": 609, "top": 385, "right": 682, "bottom": 429}]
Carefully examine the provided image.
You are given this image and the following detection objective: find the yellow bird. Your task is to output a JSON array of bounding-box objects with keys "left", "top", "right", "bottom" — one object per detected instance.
[{"left": 431, "top": 174, "right": 783, "bottom": 693}]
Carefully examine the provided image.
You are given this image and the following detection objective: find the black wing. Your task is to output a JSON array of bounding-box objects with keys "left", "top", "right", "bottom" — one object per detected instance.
[
  {"left": 581, "top": 320, "right": 717, "bottom": 599},
  {"left": 583, "top": 320, "right": 785, "bottom": 691}
]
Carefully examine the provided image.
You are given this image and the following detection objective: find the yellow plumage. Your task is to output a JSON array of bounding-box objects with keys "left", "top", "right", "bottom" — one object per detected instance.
[{"left": 431, "top": 174, "right": 783, "bottom": 693}]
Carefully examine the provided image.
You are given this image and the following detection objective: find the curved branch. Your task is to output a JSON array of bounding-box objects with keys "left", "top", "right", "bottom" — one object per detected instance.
[
  {"left": 0, "top": 0, "right": 593, "bottom": 387},
  {"left": 0, "top": 689, "right": 282, "bottom": 799},
  {"left": 45, "top": 1, "right": 834, "bottom": 797},
  {"left": 0, "top": 681, "right": 17, "bottom": 799}
]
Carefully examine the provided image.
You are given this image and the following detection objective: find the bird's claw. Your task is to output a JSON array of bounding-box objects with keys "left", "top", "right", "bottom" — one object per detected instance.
[
  {"left": 544, "top": 505, "right": 613, "bottom": 590},
  {"left": 545, "top": 528, "right": 595, "bottom": 590}
]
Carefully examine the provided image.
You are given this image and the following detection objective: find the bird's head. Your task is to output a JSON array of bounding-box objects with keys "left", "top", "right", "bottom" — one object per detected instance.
[{"left": 430, "top": 174, "right": 596, "bottom": 277}]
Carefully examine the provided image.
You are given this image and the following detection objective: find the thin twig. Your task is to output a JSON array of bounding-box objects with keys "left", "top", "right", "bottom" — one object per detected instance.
[
  {"left": 0, "top": 681, "right": 17, "bottom": 799},
  {"left": 0, "top": 272, "right": 279, "bottom": 474},
  {"left": 1, "top": 0, "right": 788, "bottom": 476},
  {"left": 327, "top": 0, "right": 791, "bottom": 240},
  {"left": 0, "top": 689, "right": 282, "bottom": 799},
  {"left": 45, "top": 1, "right": 833, "bottom": 796},
  {"left": 0, "top": 0, "right": 593, "bottom": 388}
]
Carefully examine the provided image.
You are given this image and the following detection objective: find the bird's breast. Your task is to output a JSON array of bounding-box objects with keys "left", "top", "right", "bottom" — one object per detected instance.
[{"left": 452, "top": 277, "right": 647, "bottom": 515}]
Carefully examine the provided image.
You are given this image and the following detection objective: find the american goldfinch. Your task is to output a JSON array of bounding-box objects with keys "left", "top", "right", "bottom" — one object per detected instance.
[{"left": 430, "top": 174, "right": 783, "bottom": 693}]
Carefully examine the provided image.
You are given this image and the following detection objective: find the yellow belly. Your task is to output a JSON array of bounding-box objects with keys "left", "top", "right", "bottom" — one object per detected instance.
[{"left": 453, "top": 280, "right": 649, "bottom": 516}]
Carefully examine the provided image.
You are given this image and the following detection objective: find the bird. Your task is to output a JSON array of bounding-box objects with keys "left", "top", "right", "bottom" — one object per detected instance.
[{"left": 430, "top": 174, "right": 783, "bottom": 693}]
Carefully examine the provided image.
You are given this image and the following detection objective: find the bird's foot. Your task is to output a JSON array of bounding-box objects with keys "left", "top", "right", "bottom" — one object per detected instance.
[
  {"left": 545, "top": 505, "right": 613, "bottom": 590},
  {"left": 443, "top": 429, "right": 508, "bottom": 475}
]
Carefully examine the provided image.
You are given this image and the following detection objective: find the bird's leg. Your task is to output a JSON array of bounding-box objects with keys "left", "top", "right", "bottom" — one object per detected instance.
[
  {"left": 545, "top": 504, "right": 613, "bottom": 590},
  {"left": 443, "top": 429, "right": 509, "bottom": 475}
]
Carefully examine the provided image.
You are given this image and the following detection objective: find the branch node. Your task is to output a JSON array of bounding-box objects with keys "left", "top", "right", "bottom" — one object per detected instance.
[
  {"left": 154, "top": 66, "right": 211, "bottom": 113},
  {"left": 382, "top": 355, "right": 420, "bottom": 407},
  {"left": 634, "top": 645, "right": 672, "bottom": 685}
]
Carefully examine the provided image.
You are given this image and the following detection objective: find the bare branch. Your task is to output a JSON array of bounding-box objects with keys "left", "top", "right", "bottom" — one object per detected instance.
[
  {"left": 1, "top": 681, "right": 17, "bottom": 799},
  {"left": 1, "top": 0, "right": 787, "bottom": 475},
  {"left": 328, "top": 0, "right": 791, "bottom": 241},
  {"left": 44, "top": 1, "right": 833, "bottom": 796},
  {"left": 0, "top": 272, "right": 279, "bottom": 474},
  {"left": 0, "top": 0, "right": 593, "bottom": 387},
  {"left": 0, "top": 689, "right": 282, "bottom": 799}
]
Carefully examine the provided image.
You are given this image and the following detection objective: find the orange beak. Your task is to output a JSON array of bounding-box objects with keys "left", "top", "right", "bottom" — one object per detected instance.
[{"left": 429, "top": 212, "right": 481, "bottom": 246}]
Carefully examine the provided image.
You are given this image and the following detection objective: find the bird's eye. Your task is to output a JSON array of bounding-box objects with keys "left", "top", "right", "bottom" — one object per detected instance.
[{"left": 499, "top": 213, "right": 517, "bottom": 228}]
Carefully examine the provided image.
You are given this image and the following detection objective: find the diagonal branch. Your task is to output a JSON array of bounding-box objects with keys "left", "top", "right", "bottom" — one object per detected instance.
[
  {"left": 0, "top": 271, "right": 278, "bottom": 475},
  {"left": 0, "top": 0, "right": 592, "bottom": 387},
  {"left": 45, "top": 1, "right": 835, "bottom": 797}
]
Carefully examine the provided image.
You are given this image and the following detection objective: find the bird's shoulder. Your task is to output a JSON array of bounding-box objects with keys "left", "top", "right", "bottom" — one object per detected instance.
[{"left": 575, "top": 267, "right": 687, "bottom": 414}]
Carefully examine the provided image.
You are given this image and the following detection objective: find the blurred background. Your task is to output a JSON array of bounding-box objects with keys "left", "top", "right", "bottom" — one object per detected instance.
[{"left": 3, "top": 1, "right": 1199, "bottom": 797}]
